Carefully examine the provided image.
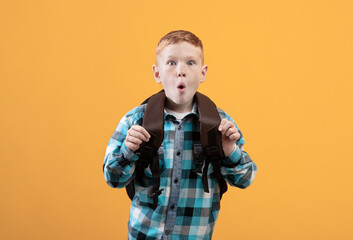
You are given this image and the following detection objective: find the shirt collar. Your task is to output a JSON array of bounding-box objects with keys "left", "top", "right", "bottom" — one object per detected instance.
[{"left": 164, "top": 98, "right": 200, "bottom": 120}]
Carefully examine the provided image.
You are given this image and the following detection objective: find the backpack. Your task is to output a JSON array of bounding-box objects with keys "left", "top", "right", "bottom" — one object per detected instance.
[{"left": 125, "top": 90, "right": 228, "bottom": 207}]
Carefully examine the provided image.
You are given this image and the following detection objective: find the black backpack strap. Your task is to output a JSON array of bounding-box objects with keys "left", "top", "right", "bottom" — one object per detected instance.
[
  {"left": 195, "top": 92, "right": 228, "bottom": 199},
  {"left": 126, "top": 91, "right": 166, "bottom": 206}
]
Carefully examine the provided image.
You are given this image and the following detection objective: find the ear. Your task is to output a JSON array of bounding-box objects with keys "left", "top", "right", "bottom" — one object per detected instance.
[
  {"left": 152, "top": 65, "right": 161, "bottom": 83},
  {"left": 200, "top": 65, "right": 208, "bottom": 83}
]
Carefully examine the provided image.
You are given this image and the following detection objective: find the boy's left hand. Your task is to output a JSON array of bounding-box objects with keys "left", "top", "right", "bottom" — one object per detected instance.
[{"left": 218, "top": 119, "right": 241, "bottom": 157}]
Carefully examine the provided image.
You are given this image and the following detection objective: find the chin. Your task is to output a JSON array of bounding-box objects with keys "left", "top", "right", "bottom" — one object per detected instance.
[{"left": 167, "top": 91, "right": 194, "bottom": 105}]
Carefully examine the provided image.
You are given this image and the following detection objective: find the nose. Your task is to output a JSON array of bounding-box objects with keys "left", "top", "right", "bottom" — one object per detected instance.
[
  {"left": 177, "top": 64, "right": 186, "bottom": 78},
  {"left": 177, "top": 72, "right": 186, "bottom": 77}
]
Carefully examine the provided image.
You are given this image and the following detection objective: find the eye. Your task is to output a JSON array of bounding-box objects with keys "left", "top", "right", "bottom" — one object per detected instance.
[
  {"left": 168, "top": 61, "right": 176, "bottom": 66},
  {"left": 187, "top": 60, "right": 195, "bottom": 66}
]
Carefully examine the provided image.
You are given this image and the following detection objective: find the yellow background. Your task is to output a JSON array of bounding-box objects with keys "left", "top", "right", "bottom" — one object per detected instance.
[{"left": 1, "top": 0, "right": 352, "bottom": 239}]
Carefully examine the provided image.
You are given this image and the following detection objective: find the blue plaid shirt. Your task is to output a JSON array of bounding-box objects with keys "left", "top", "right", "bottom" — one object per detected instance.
[{"left": 103, "top": 100, "right": 257, "bottom": 240}]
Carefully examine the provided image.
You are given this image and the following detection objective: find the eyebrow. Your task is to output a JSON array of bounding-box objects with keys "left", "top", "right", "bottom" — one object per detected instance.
[{"left": 165, "top": 55, "right": 199, "bottom": 60}]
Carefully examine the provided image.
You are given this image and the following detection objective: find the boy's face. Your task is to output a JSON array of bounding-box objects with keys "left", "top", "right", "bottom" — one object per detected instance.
[{"left": 153, "top": 41, "right": 207, "bottom": 113}]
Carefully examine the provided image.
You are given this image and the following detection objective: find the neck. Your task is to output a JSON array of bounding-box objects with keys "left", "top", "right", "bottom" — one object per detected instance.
[{"left": 165, "top": 99, "right": 193, "bottom": 113}]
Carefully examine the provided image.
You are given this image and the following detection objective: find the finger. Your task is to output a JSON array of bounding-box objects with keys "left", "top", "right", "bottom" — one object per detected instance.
[
  {"left": 131, "top": 125, "right": 151, "bottom": 141},
  {"left": 128, "top": 127, "right": 149, "bottom": 142},
  {"left": 218, "top": 119, "right": 227, "bottom": 131},
  {"left": 127, "top": 129, "right": 144, "bottom": 141},
  {"left": 125, "top": 140, "right": 138, "bottom": 152},
  {"left": 229, "top": 132, "right": 241, "bottom": 141},
  {"left": 221, "top": 121, "right": 234, "bottom": 135},
  {"left": 138, "top": 126, "right": 151, "bottom": 140},
  {"left": 126, "top": 135, "right": 143, "bottom": 145},
  {"left": 225, "top": 126, "right": 238, "bottom": 137}
]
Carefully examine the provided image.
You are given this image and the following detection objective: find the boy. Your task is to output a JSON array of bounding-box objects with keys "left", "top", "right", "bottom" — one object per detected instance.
[{"left": 103, "top": 30, "right": 257, "bottom": 240}]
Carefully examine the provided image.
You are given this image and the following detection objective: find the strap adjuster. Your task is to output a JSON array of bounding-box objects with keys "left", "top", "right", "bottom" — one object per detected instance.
[
  {"left": 206, "top": 146, "right": 220, "bottom": 156},
  {"left": 141, "top": 145, "right": 156, "bottom": 154},
  {"left": 194, "top": 151, "right": 206, "bottom": 173},
  {"left": 148, "top": 188, "right": 164, "bottom": 198}
]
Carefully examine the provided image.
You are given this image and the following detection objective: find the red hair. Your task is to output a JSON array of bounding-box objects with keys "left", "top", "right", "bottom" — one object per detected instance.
[{"left": 156, "top": 30, "right": 204, "bottom": 64}]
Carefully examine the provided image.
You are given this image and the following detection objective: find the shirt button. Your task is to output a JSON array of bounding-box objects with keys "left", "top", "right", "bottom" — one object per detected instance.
[
  {"left": 176, "top": 151, "right": 180, "bottom": 156},
  {"left": 170, "top": 205, "right": 175, "bottom": 210},
  {"left": 174, "top": 178, "right": 178, "bottom": 184},
  {"left": 165, "top": 230, "right": 170, "bottom": 235}
]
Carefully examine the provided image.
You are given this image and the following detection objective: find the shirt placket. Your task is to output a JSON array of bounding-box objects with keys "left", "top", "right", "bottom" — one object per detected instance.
[{"left": 163, "top": 120, "right": 184, "bottom": 239}]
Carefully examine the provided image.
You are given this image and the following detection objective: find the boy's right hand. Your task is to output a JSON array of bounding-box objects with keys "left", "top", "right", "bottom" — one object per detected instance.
[{"left": 125, "top": 125, "right": 151, "bottom": 152}]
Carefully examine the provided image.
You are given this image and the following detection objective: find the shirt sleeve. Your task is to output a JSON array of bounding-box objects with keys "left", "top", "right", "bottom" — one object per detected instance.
[
  {"left": 102, "top": 107, "right": 144, "bottom": 188},
  {"left": 219, "top": 111, "right": 257, "bottom": 189}
]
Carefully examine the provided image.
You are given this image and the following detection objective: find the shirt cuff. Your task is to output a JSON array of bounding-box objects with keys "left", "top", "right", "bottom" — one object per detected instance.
[
  {"left": 121, "top": 144, "right": 139, "bottom": 162},
  {"left": 221, "top": 144, "right": 242, "bottom": 167}
]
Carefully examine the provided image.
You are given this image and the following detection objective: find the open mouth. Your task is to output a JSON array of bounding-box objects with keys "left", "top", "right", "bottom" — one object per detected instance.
[{"left": 177, "top": 82, "right": 186, "bottom": 90}]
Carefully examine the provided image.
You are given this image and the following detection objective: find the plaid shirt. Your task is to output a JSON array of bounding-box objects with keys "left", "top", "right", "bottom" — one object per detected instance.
[{"left": 103, "top": 100, "right": 257, "bottom": 240}]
